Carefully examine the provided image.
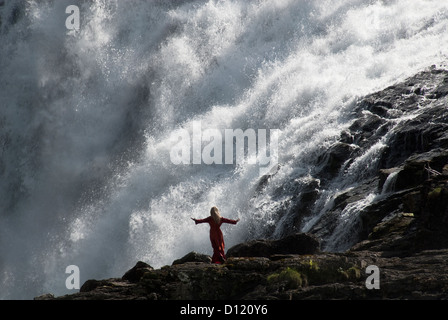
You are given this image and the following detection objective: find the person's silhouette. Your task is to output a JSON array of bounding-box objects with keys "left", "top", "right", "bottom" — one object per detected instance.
[{"left": 192, "top": 206, "right": 239, "bottom": 264}]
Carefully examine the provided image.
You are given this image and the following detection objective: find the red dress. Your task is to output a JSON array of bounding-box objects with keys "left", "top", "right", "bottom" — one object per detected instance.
[{"left": 194, "top": 216, "right": 238, "bottom": 264}]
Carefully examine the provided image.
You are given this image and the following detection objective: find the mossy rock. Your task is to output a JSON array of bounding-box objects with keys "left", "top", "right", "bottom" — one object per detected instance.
[
  {"left": 267, "top": 267, "right": 305, "bottom": 290},
  {"left": 297, "top": 258, "right": 363, "bottom": 284},
  {"left": 428, "top": 187, "right": 443, "bottom": 200},
  {"left": 337, "top": 266, "right": 362, "bottom": 280}
]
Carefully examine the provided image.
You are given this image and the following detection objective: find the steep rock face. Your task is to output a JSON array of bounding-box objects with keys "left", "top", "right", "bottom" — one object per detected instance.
[
  {"left": 352, "top": 168, "right": 448, "bottom": 255},
  {"left": 303, "top": 66, "right": 448, "bottom": 251}
]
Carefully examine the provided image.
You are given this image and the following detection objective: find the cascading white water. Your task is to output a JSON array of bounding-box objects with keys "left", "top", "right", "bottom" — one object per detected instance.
[{"left": 1, "top": 0, "right": 447, "bottom": 299}]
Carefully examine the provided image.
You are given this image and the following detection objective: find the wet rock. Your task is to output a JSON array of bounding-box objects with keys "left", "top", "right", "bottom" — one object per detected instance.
[
  {"left": 306, "top": 66, "right": 448, "bottom": 252},
  {"left": 352, "top": 172, "right": 448, "bottom": 256},
  {"left": 317, "top": 142, "right": 359, "bottom": 178},
  {"left": 392, "top": 149, "right": 448, "bottom": 191}
]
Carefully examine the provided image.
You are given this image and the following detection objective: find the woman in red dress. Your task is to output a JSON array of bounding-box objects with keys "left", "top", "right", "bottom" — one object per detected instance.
[{"left": 192, "top": 206, "right": 240, "bottom": 264}]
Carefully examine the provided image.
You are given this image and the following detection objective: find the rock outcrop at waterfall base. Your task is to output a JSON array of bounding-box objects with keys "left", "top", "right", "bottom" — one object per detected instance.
[{"left": 36, "top": 66, "right": 448, "bottom": 300}]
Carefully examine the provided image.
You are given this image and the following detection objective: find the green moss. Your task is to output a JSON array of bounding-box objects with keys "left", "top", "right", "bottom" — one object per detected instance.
[
  {"left": 428, "top": 187, "right": 443, "bottom": 200},
  {"left": 347, "top": 266, "right": 362, "bottom": 279},
  {"left": 307, "top": 259, "right": 362, "bottom": 284},
  {"left": 267, "top": 258, "right": 363, "bottom": 291},
  {"left": 267, "top": 267, "right": 304, "bottom": 289},
  {"left": 402, "top": 213, "right": 414, "bottom": 217},
  {"left": 337, "top": 266, "right": 361, "bottom": 280},
  {"left": 308, "top": 259, "right": 319, "bottom": 272}
]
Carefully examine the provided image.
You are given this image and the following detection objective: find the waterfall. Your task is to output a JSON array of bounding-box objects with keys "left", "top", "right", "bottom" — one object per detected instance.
[{"left": 1, "top": 0, "right": 447, "bottom": 299}]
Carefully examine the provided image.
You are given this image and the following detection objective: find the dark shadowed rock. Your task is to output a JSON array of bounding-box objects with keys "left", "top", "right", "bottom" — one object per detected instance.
[
  {"left": 226, "top": 233, "right": 320, "bottom": 258},
  {"left": 226, "top": 240, "right": 272, "bottom": 258},
  {"left": 122, "top": 261, "right": 154, "bottom": 283},
  {"left": 172, "top": 251, "right": 211, "bottom": 265},
  {"left": 38, "top": 248, "right": 448, "bottom": 300},
  {"left": 80, "top": 279, "right": 114, "bottom": 293},
  {"left": 306, "top": 66, "right": 448, "bottom": 252},
  {"left": 317, "top": 142, "right": 359, "bottom": 178}
]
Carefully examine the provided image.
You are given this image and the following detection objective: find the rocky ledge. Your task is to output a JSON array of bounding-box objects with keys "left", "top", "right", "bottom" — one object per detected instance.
[
  {"left": 36, "top": 236, "right": 448, "bottom": 300},
  {"left": 36, "top": 66, "right": 448, "bottom": 300}
]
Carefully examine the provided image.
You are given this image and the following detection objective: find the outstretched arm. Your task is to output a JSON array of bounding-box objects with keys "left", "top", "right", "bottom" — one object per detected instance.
[
  {"left": 221, "top": 218, "right": 240, "bottom": 224},
  {"left": 191, "top": 217, "right": 210, "bottom": 224}
]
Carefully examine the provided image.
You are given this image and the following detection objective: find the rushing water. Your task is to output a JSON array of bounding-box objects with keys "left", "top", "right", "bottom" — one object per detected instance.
[{"left": 1, "top": 0, "right": 447, "bottom": 299}]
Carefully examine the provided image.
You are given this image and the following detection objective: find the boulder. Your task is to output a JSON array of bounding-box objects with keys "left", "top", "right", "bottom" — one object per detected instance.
[
  {"left": 172, "top": 251, "right": 212, "bottom": 265},
  {"left": 122, "top": 261, "right": 154, "bottom": 283},
  {"left": 226, "top": 233, "right": 320, "bottom": 258}
]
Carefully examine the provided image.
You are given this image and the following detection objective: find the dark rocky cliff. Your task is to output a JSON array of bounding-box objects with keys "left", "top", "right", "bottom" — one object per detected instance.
[
  {"left": 36, "top": 66, "right": 448, "bottom": 300},
  {"left": 285, "top": 65, "right": 448, "bottom": 251}
]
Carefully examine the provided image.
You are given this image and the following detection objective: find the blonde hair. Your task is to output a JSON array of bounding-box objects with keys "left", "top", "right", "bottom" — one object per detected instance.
[{"left": 210, "top": 206, "right": 221, "bottom": 224}]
